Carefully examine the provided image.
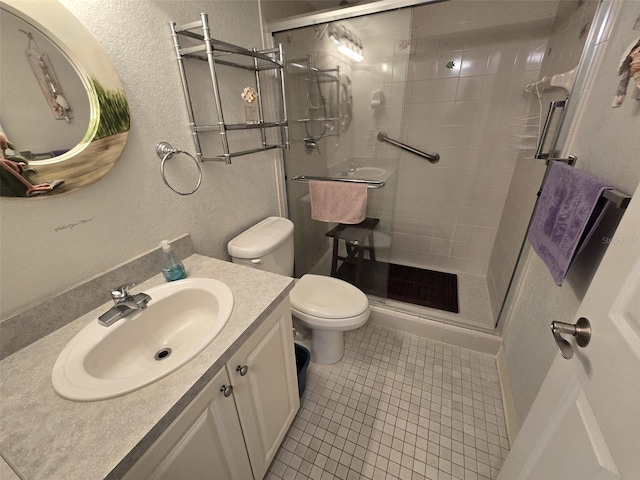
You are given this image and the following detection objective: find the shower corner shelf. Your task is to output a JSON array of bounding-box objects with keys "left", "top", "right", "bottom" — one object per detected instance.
[
  {"left": 511, "top": 133, "right": 538, "bottom": 151},
  {"left": 170, "top": 13, "right": 289, "bottom": 164}
]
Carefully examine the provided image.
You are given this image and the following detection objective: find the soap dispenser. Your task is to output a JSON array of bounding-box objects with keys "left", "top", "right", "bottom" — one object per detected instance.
[{"left": 160, "top": 240, "right": 186, "bottom": 281}]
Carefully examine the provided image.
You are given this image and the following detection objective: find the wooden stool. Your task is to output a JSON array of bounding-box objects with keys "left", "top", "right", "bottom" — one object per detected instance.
[{"left": 325, "top": 217, "right": 379, "bottom": 286}]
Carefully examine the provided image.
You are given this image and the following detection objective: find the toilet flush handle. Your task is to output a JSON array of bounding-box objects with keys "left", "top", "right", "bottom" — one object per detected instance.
[{"left": 250, "top": 258, "right": 264, "bottom": 264}]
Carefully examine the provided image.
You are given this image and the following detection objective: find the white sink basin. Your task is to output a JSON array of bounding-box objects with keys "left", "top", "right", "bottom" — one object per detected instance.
[{"left": 52, "top": 278, "right": 234, "bottom": 401}]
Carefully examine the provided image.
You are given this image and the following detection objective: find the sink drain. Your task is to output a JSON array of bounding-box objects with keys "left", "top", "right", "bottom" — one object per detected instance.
[{"left": 155, "top": 348, "right": 172, "bottom": 361}]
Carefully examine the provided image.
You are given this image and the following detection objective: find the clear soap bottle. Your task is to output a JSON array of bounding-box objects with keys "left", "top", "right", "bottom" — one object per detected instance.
[{"left": 160, "top": 240, "right": 186, "bottom": 281}]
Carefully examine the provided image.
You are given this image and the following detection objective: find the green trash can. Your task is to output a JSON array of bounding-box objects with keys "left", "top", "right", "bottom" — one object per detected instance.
[{"left": 295, "top": 344, "right": 311, "bottom": 397}]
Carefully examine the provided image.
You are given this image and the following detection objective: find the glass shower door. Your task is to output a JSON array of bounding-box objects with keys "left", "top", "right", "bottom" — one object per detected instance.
[
  {"left": 271, "top": 0, "right": 601, "bottom": 332},
  {"left": 273, "top": 8, "right": 413, "bottom": 301}
]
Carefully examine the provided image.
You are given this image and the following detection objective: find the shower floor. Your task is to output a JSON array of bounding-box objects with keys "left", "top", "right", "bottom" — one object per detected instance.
[
  {"left": 266, "top": 323, "right": 509, "bottom": 480},
  {"left": 335, "top": 260, "right": 459, "bottom": 314},
  {"left": 308, "top": 250, "right": 494, "bottom": 331},
  {"left": 378, "top": 273, "right": 495, "bottom": 331}
]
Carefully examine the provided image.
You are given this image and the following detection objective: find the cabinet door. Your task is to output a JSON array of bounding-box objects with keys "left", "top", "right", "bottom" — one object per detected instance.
[
  {"left": 123, "top": 367, "right": 252, "bottom": 480},
  {"left": 228, "top": 298, "right": 300, "bottom": 480}
]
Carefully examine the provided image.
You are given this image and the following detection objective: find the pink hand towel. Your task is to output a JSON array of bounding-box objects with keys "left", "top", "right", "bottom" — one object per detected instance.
[{"left": 309, "top": 180, "right": 367, "bottom": 224}]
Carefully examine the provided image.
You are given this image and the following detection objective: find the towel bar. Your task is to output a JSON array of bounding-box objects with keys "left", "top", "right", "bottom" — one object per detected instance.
[
  {"left": 602, "top": 188, "right": 631, "bottom": 209},
  {"left": 545, "top": 155, "right": 577, "bottom": 166},
  {"left": 543, "top": 157, "right": 631, "bottom": 209},
  {"left": 291, "top": 175, "right": 384, "bottom": 189}
]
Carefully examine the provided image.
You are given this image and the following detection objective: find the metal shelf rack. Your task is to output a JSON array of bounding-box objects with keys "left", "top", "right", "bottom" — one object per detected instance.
[{"left": 170, "top": 13, "right": 289, "bottom": 164}]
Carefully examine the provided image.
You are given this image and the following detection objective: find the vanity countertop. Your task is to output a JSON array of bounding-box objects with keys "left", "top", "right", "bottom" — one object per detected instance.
[{"left": 0, "top": 254, "right": 294, "bottom": 480}]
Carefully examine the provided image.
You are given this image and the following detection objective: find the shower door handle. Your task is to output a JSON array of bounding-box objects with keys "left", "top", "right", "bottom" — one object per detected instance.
[
  {"left": 551, "top": 317, "right": 591, "bottom": 359},
  {"left": 535, "top": 99, "right": 567, "bottom": 159}
]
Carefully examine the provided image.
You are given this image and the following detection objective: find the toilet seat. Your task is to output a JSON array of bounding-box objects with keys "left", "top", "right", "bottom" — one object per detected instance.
[{"left": 290, "top": 274, "right": 370, "bottom": 330}]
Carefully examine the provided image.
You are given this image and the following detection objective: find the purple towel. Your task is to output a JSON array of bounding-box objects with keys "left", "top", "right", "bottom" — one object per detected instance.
[{"left": 528, "top": 162, "right": 610, "bottom": 286}]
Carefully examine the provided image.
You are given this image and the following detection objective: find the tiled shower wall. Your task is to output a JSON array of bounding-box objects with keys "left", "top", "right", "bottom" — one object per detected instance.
[
  {"left": 385, "top": 1, "right": 559, "bottom": 276},
  {"left": 278, "top": 10, "right": 412, "bottom": 273},
  {"left": 349, "top": 9, "right": 414, "bottom": 259},
  {"left": 277, "top": 1, "right": 567, "bottom": 287},
  {"left": 275, "top": 27, "right": 353, "bottom": 275},
  {"left": 485, "top": 0, "right": 599, "bottom": 317}
]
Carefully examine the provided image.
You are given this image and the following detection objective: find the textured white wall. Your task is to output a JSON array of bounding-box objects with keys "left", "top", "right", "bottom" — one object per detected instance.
[
  {"left": 501, "top": 0, "right": 640, "bottom": 431},
  {"left": 0, "top": 0, "right": 283, "bottom": 317}
]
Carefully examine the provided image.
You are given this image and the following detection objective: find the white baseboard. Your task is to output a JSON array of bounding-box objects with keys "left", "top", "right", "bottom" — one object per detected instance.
[{"left": 496, "top": 344, "right": 519, "bottom": 446}]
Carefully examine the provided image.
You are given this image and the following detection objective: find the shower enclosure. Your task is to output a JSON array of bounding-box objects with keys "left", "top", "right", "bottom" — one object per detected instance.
[{"left": 270, "top": 0, "right": 599, "bottom": 331}]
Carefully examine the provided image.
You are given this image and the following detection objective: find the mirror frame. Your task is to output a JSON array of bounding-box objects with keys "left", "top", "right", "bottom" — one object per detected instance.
[{"left": 0, "top": 0, "right": 130, "bottom": 197}]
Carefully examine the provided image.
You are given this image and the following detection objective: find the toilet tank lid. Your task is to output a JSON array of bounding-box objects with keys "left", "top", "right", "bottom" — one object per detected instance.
[{"left": 227, "top": 217, "right": 294, "bottom": 258}]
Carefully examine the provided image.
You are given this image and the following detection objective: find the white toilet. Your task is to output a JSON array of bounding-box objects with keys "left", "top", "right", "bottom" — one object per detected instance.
[{"left": 228, "top": 216, "right": 370, "bottom": 364}]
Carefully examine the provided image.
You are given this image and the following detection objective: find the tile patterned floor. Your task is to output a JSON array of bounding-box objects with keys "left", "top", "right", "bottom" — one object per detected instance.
[{"left": 266, "top": 324, "right": 509, "bottom": 480}]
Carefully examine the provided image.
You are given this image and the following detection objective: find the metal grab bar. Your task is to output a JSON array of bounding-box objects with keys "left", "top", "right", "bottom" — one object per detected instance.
[
  {"left": 291, "top": 175, "right": 385, "bottom": 189},
  {"left": 377, "top": 132, "right": 440, "bottom": 163}
]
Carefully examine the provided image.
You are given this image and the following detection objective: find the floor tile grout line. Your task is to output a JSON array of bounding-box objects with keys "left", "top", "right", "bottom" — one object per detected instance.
[{"left": 267, "top": 323, "right": 509, "bottom": 480}]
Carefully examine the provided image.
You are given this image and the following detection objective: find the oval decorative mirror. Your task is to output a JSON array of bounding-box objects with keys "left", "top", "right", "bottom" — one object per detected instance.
[{"left": 0, "top": 0, "right": 130, "bottom": 198}]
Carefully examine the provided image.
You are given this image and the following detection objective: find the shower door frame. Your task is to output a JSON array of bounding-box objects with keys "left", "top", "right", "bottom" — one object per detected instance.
[
  {"left": 494, "top": 0, "right": 618, "bottom": 332},
  {"left": 267, "top": 0, "right": 442, "bottom": 33},
  {"left": 267, "top": 0, "right": 615, "bottom": 331}
]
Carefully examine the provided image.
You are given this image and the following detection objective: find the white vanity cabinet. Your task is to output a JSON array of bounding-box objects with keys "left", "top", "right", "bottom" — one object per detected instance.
[
  {"left": 123, "top": 298, "right": 300, "bottom": 480},
  {"left": 228, "top": 298, "right": 300, "bottom": 479},
  {"left": 123, "top": 365, "right": 252, "bottom": 480}
]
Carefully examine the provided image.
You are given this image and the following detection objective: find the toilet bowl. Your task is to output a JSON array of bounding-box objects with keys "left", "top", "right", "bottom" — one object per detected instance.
[
  {"left": 227, "top": 217, "right": 370, "bottom": 364},
  {"left": 290, "top": 274, "right": 369, "bottom": 364}
]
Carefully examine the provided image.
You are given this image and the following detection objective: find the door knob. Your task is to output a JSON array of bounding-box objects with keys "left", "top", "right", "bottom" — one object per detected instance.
[
  {"left": 236, "top": 365, "right": 248, "bottom": 376},
  {"left": 551, "top": 317, "right": 591, "bottom": 359}
]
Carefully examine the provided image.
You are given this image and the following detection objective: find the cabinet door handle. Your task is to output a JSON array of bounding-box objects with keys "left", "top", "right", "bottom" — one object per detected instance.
[
  {"left": 220, "top": 384, "right": 233, "bottom": 397},
  {"left": 236, "top": 365, "right": 249, "bottom": 376}
]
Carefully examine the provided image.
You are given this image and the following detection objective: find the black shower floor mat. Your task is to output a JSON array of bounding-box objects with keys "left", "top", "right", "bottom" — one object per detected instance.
[{"left": 335, "top": 260, "right": 459, "bottom": 313}]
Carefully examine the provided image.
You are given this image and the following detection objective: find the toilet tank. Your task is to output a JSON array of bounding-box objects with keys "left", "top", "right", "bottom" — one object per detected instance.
[{"left": 227, "top": 217, "right": 294, "bottom": 276}]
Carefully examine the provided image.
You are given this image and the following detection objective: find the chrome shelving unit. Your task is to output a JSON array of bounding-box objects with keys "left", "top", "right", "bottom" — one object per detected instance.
[{"left": 170, "top": 13, "right": 289, "bottom": 164}]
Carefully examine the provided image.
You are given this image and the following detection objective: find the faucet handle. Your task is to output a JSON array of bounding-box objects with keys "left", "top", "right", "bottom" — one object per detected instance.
[{"left": 111, "top": 283, "right": 137, "bottom": 302}]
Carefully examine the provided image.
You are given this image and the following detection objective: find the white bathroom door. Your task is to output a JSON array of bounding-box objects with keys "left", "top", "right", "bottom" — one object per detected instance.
[{"left": 498, "top": 182, "right": 640, "bottom": 480}]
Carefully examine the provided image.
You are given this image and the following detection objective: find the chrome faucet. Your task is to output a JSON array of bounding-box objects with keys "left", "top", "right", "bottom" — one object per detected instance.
[{"left": 98, "top": 283, "right": 151, "bottom": 327}]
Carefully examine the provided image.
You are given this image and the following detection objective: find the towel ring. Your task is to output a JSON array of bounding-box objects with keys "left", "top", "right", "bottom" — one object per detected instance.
[{"left": 156, "top": 142, "right": 202, "bottom": 195}]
